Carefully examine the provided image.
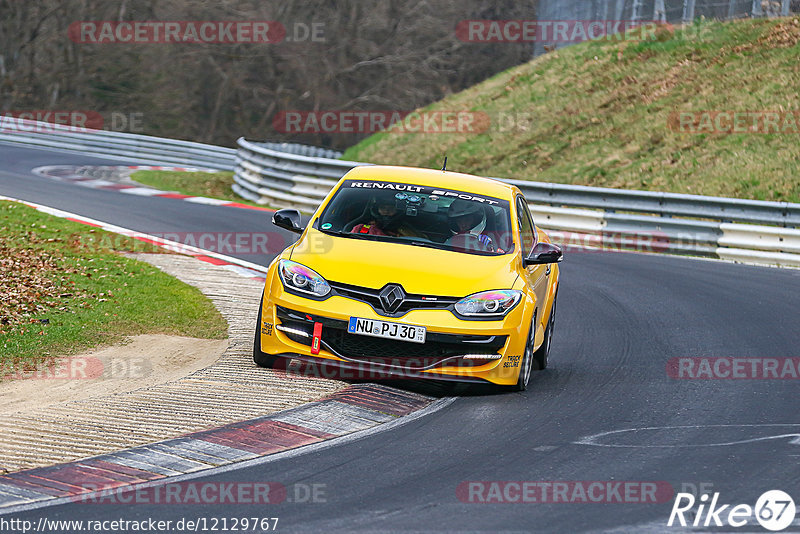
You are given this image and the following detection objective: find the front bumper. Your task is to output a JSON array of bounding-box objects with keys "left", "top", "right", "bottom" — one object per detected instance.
[{"left": 258, "top": 281, "right": 532, "bottom": 386}]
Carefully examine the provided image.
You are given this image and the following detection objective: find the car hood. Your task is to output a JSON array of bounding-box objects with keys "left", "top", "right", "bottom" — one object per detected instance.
[{"left": 289, "top": 228, "right": 519, "bottom": 296}]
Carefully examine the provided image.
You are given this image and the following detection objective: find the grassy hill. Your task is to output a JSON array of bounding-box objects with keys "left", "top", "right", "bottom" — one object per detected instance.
[{"left": 342, "top": 18, "right": 800, "bottom": 202}]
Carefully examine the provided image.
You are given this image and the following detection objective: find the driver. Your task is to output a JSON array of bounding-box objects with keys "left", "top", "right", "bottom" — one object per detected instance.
[
  {"left": 445, "top": 199, "right": 498, "bottom": 252},
  {"left": 351, "top": 193, "right": 418, "bottom": 237}
]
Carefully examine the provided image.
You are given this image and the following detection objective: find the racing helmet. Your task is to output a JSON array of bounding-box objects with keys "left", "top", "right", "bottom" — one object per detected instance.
[
  {"left": 369, "top": 192, "right": 403, "bottom": 228},
  {"left": 447, "top": 199, "right": 486, "bottom": 234}
]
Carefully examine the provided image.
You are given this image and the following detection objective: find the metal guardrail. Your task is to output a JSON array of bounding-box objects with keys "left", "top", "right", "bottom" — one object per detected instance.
[
  {"left": 503, "top": 178, "right": 800, "bottom": 228},
  {"left": 233, "top": 138, "right": 800, "bottom": 268},
  {"left": 232, "top": 137, "right": 367, "bottom": 211},
  {"left": 2, "top": 121, "right": 795, "bottom": 268},
  {"left": 248, "top": 140, "right": 343, "bottom": 160},
  {"left": 0, "top": 118, "right": 236, "bottom": 170}
]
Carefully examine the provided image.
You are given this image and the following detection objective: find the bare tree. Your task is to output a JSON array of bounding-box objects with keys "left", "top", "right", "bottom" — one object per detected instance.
[{"left": 0, "top": 0, "right": 538, "bottom": 148}]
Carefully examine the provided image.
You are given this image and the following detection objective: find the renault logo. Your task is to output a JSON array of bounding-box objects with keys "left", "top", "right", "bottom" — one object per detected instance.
[{"left": 379, "top": 284, "right": 406, "bottom": 313}]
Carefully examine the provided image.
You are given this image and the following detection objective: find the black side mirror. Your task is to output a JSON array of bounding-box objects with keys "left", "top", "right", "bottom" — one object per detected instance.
[
  {"left": 272, "top": 208, "right": 304, "bottom": 234},
  {"left": 524, "top": 242, "right": 563, "bottom": 266}
]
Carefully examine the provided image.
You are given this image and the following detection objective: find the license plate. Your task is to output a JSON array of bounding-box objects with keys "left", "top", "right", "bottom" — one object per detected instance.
[{"left": 347, "top": 317, "right": 426, "bottom": 344}]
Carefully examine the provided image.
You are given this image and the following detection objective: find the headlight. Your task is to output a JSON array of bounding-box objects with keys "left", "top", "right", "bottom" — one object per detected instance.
[
  {"left": 455, "top": 290, "right": 522, "bottom": 318},
  {"left": 277, "top": 260, "right": 331, "bottom": 298}
]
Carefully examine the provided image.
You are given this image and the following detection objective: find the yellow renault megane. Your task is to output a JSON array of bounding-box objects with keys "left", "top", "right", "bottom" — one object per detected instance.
[{"left": 253, "top": 165, "right": 561, "bottom": 390}]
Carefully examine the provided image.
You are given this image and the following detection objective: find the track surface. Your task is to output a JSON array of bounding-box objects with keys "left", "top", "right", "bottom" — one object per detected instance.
[
  {"left": 0, "top": 144, "right": 284, "bottom": 266},
  {"left": 2, "top": 143, "right": 799, "bottom": 533}
]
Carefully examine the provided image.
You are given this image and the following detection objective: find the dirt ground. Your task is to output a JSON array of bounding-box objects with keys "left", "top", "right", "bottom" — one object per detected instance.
[{"left": 0, "top": 334, "right": 228, "bottom": 416}]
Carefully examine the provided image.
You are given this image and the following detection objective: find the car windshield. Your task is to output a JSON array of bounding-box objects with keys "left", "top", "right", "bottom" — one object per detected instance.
[{"left": 317, "top": 179, "right": 514, "bottom": 256}]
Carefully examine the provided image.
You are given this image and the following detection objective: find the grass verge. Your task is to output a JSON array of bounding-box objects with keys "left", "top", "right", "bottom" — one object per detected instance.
[
  {"left": 131, "top": 170, "right": 268, "bottom": 208},
  {"left": 0, "top": 200, "right": 227, "bottom": 369}
]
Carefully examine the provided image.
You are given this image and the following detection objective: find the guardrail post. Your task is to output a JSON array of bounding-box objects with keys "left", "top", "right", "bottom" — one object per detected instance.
[
  {"left": 613, "top": 0, "right": 625, "bottom": 19},
  {"left": 654, "top": 0, "right": 667, "bottom": 22},
  {"left": 683, "top": 0, "right": 696, "bottom": 22},
  {"left": 631, "top": 0, "right": 642, "bottom": 22},
  {"left": 727, "top": 0, "right": 737, "bottom": 19}
]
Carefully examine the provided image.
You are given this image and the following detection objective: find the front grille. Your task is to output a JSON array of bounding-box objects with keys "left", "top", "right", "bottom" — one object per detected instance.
[
  {"left": 325, "top": 328, "right": 477, "bottom": 361},
  {"left": 275, "top": 305, "right": 506, "bottom": 369},
  {"left": 329, "top": 281, "right": 459, "bottom": 318}
]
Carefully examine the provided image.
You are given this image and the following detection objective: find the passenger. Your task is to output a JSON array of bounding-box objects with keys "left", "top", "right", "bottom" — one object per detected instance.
[{"left": 351, "top": 194, "right": 418, "bottom": 237}]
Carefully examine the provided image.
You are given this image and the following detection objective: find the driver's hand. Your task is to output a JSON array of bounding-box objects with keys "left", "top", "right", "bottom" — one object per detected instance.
[{"left": 478, "top": 234, "right": 494, "bottom": 250}]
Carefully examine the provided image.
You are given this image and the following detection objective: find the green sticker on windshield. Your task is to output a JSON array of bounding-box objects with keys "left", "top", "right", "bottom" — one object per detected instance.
[{"left": 322, "top": 223, "right": 332, "bottom": 230}]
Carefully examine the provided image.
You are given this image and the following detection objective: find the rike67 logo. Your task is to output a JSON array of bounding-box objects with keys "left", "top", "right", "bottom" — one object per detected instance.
[{"left": 668, "top": 490, "right": 796, "bottom": 531}]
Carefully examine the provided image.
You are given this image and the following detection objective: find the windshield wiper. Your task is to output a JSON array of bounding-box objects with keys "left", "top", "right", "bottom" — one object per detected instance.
[
  {"left": 406, "top": 240, "right": 449, "bottom": 251},
  {"left": 318, "top": 228, "right": 383, "bottom": 241},
  {"left": 319, "top": 228, "right": 453, "bottom": 251}
]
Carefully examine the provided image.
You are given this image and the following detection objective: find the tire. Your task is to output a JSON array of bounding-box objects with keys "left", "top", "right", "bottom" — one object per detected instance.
[
  {"left": 253, "top": 293, "right": 278, "bottom": 368},
  {"left": 514, "top": 313, "right": 538, "bottom": 392},
  {"left": 532, "top": 294, "right": 557, "bottom": 372},
  {"left": 513, "top": 295, "right": 557, "bottom": 392}
]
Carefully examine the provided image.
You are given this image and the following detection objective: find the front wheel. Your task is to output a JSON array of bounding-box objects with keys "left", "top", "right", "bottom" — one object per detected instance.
[
  {"left": 514, "top": 296, "right": 557, "bottom": 391},
  {"left": 253, "top": 293, "right": 277, "bottom": 368},
  {"left": 532, "top": 295, "right": 557, "bottom": 372},
  {"left": 514, "top": 318, "right": 536, "bottom": 391}
]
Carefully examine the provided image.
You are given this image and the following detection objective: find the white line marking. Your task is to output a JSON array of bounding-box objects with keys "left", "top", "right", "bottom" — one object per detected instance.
[
  {"left": 74, "top": 179, "right": 117, "bottom": 187},
  {"left": 119, "top": 187, "right": 170, "bottom": 196},
  {"left": 183, "top": 197, "right": 231, "bottom": 206},
  {"left": 219, "top": 264, "right": 267, "bottom": 279},
  {"left": 575, "top": 424, "right": 800, "bottom": 448}
]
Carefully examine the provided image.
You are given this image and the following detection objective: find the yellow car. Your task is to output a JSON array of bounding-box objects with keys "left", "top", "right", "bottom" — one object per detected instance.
[{"left": 253, "top": 165, "right": 561, "bottom": 390}]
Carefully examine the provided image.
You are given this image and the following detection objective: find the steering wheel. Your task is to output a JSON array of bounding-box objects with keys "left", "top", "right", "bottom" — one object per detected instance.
[{"left": 446, "top": 233, "right": 493, "bottom": 252}]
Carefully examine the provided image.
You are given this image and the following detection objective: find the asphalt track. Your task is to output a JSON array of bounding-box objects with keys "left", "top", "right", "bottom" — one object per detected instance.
[{"left": 2, "top": 142, "right": 800, "bottom": 533}]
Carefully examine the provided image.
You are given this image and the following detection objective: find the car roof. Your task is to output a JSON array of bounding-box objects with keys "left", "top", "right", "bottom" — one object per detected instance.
[{"left": 342, "top": 165, "right": 518, "bottom": 200}]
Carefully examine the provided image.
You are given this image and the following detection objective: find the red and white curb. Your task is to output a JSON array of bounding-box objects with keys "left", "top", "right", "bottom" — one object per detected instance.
[
  {"left": 32, "top": 165, "right": 273, "bottom": 212},
  {"left": 0, "top": 384, "right": 441, "bottom": 510},
  {"left": 0, "top": 194, "right": 268, "bottom": 281}
]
